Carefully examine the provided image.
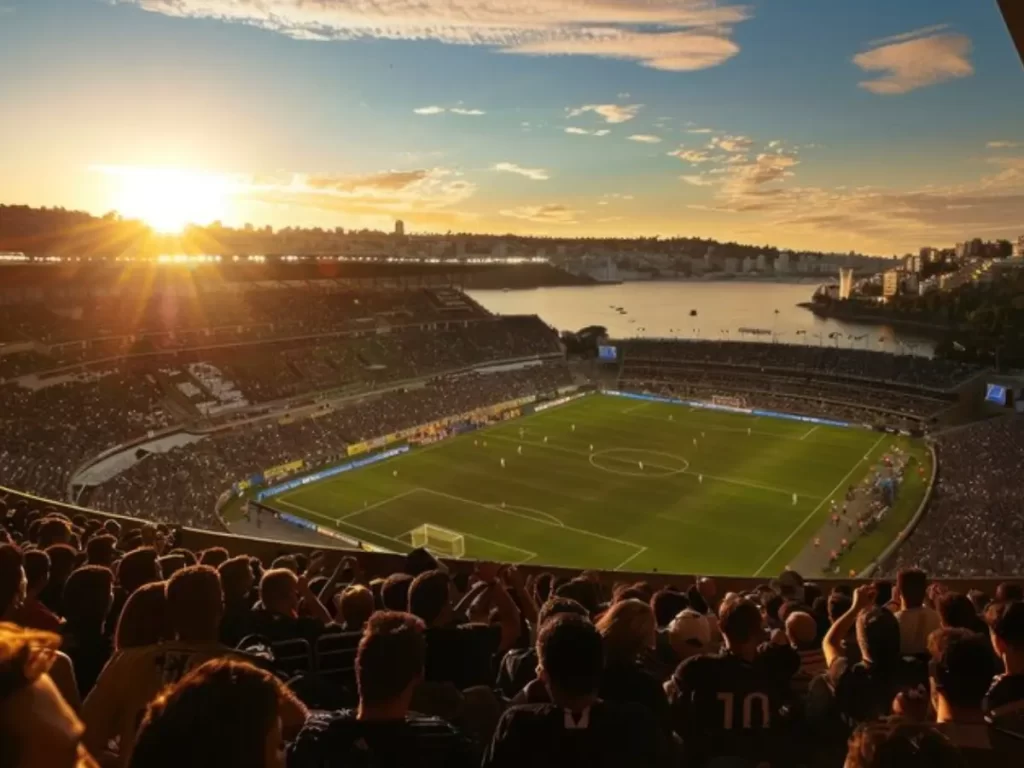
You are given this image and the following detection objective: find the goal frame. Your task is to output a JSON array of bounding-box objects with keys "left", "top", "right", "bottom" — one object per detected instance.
[{"left": 409, "top": 523, "right": 467, "bottom": 559}]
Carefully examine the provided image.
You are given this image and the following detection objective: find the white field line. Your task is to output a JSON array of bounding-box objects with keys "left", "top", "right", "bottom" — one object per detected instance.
[
  {"left": 486, "top": 433, "right": 817, "bottom": 500},
  {"left": 625, "top": 411, "right": 817, "bottom": 443},
  {"left": 800, "top": 425, "right": 820, "bottom": 441},
  {"left": 419, "top": 486, "right": 646, "bottom": 553},
  {"left": 487, "top": 503, "right": 564, "bottom": 527},
  {"left": 332, "top": 489, "right": 421, "bottom": 522},
  {"left": 752, "top": 434, "right": 886, "bottom": 577},
  {"left": 278, "top": 498, "right": 413, "bottom": 551},
  {"left": 613, "top": 547, "right": 648, "bottom": 572}
]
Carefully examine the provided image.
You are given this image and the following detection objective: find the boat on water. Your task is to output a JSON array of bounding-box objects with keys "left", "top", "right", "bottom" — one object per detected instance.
[{"left": 738, "top": 327, "right": 772, "bottom": 335}]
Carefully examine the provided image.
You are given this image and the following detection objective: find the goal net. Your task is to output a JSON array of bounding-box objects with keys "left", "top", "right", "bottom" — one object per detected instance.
[
  {"left": 409, "top": 524, "right": 466, "bottom": 559},
  {"left": 711, "top": 394, "right": 749, "bottom": 409}
]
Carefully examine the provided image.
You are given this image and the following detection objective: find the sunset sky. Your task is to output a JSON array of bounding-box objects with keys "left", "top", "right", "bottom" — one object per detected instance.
[{"left": 1, "top": 0, "right": 1023, "bottom": 254}]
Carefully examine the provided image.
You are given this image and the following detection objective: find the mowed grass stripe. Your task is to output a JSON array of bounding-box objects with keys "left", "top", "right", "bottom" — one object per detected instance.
[{"left": 270, "top": 394, "right": 912, "bottom": 576}]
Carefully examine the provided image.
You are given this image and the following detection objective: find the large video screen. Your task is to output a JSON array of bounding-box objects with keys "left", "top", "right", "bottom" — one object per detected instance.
[
  {"left": 598, "top": 345, "right": 618, "bottom": 361},
  {"left": 985, "top": 383, "right": 1007, "bottom": 406}
]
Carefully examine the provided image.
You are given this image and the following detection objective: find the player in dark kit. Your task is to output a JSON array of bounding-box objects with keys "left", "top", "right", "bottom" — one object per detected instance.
[{"left": 667, "top": 598, "right": 799, "bottom": 767}]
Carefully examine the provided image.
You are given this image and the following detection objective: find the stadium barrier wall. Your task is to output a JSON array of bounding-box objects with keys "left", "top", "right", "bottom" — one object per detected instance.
[
  {"left": 602, "top": 389, "right": 856, "bottom": 429},
  {"left": 858, "top": 440, "right": 939, "bottom": 578},
  {"left": 4, "top": 483, "right": 1014, "bottom": 593},
  {"left": 254, "top": 445, "right": 411, "bottom": 501}
]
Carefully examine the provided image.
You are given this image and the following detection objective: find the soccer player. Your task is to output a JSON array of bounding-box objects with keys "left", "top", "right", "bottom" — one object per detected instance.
[
  {"left": 638, "top": 461, "right": 644, "bottom": 471},
  {"left": 589, "top": 444, "right": 594, "bottom": 452},
  {"left": 517, "top": 445, "right": 523, "bottom": 455},
  {"left": 393, "top": 470, "right": 398, "bottom": 477},
  {"left": 747, "top": 428, "right": 751, "bottom": 436},
  {"left": 669, "top": 414, "right": 674, "bottom": 422},
  {"left": 571, "top": 424, "right": 576, "bottom": 432},
  {"left": 667, "top": 599, "right": 798, "bottom": 767},
  {"left": 519, "top": 428, "right": 525, "bottom": 438},
  {"left": 701, "top": 432, "right": 705, "bottom": 438},
  {"left": 792, "top": 493, "right": 798, "bottom": 506},
  {"left": 501, "top": 458, "right": 506, "bottom": 469},
  {"left": 698, "top": 475, "right": 703, "bottom": 484},
  {"left": 543, "top": 436, "right": 549, "bottom": 444},
  {"left": 692, "top": 438, "right": 697, "bottom": 447}
]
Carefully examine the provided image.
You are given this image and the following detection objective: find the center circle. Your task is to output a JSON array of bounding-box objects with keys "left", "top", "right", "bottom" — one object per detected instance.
[{"left": 589, "top": 448, "right": 690, "bottom": 478}]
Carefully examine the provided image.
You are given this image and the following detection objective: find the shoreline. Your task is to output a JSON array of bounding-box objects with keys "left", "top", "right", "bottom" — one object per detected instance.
[{"left": 798, "top": 302, "right": 953, "bottom": 338}]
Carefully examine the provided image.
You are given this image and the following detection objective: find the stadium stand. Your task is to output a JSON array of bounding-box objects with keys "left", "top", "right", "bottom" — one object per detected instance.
[{"left": 3, "top": 281, "right": 1023, "bottom": 768}]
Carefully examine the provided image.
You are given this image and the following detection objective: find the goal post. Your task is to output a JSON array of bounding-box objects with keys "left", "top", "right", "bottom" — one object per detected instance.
[{"left": 409, "top": 524, "right": 466, "bottom": 559}]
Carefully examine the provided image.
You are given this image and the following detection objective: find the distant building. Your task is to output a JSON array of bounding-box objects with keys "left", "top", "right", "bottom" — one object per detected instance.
[
  {"left": 492, "top": 241, "right": 508, "bottom": 259},
  {"left": 742, "top": 255, "right": 755, "bottom": 272},
  {"left": 724, "top": 256, "right": 740, "bottom": 273},
  {"left": 756, "top": 253, "right": 767, "bottom": 271},
  {"left": 394, "top": 219, "right": 405, "bottom": 237},
  {"left": 776, "top": 251, "right": 791, "bottom": 273},
  {"left": 1015, "top": 235, "right": 1024, "bottom": 258},
  {"left": 883, "top": 269, "right": 900, "bottom": 298}
]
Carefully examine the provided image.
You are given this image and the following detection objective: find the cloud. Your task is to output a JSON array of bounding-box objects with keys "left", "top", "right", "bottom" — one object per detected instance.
[
  {"left": 867, "top": 24, "right": 950, "bottom": 48},
  {"left": 709, "top": 134, "right": 752, "bottom": 153},
  {"left": 681, "top": 174, "right": 716, "bottom": 186},
  {"left": 305, "top": 170, "right": 430, "bottom": 191},
  {"left": 567, "top": 104, "right": 641, "bottom": 124},
  {"left": 499, "top": 204, "right": 580, "bottom": 224},
  {"left": 987, "top": 141, "right": 1020, "bottom": 149},
  {"left": 687, "top": 127, "right": 714, "bottom": 134},
  {"left": 564, "top": 127, "right": 609, "bottom": 137},
  {"left": 492, "top": 162, "right": 549, "bottom": 180},
  {"left": 668, "top": 148, "right": 713, "bottom": 164},
  {"left": 854, "top": 30, "right": 973, "bottom": 95},
  {"left": 414, "top": 105, "right": 485, "bottom": 115},
  {"left": 627, "top": 134, "right": 662, "bottom": 144},
  {"left": 125, "top": 0, "right": 752, "bottom": 72}
]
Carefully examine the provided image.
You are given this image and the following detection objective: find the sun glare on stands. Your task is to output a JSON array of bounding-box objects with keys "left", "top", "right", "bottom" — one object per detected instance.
[{"left": 101, "top": 166, "right": 232, "bottom": 233}]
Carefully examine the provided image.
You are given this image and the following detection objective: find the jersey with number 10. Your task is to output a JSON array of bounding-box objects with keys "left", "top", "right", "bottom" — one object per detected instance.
[{"left": 668, "top": 646, "right": 799, "bottom": 767}]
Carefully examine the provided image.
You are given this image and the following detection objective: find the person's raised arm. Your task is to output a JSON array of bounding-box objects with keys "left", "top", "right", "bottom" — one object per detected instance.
[
  {"left": 297, "top": 557, "right": 332, "bottom": 625},
  {"left": 823, "top": 584, "right": 875, "bottom": 668},
  {"left": 477, "top": 563, "right": 521, "bottom": 652},
  {"left": 503, "top": 566, "right": 538, "bottom": 631}
]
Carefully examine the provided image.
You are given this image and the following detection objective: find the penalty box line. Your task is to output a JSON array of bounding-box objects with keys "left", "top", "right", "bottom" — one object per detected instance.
[{"left": 417, "top": 486, "right": 646, "bottom": 559}]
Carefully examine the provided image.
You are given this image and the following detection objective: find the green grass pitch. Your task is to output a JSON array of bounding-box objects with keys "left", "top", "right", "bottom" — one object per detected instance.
[{"left": 265, "top": 395, "right": 922, "bottom": 576}]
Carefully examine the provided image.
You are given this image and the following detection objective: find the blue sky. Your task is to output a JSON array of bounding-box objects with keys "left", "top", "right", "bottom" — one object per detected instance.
[{"left": 1, "top": 0, "right": 1022, "bottom": 253}]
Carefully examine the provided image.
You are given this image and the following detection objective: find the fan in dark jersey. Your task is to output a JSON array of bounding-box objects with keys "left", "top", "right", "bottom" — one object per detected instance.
[
  {"left": 984, "top": 601, "right": 1024, "bottom": 736},
  {"left": 483, "top": 614, "right": 662, "bottom": 768},
  {"left": 667, "top": 597, "right": 799, "bottom": 767},
  {"left": 288, "top": 612, "right": 476, "bottom": 768}
]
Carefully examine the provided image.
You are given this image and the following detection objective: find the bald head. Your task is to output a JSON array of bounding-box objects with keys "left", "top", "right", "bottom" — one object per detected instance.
[{"left": 785, "top": 611, "right": 817, "bottom": 648}]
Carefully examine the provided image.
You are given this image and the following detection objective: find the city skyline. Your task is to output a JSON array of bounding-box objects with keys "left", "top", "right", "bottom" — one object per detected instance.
[{"left": 2, "top": 0, "right": 1023, "bottom": 255}]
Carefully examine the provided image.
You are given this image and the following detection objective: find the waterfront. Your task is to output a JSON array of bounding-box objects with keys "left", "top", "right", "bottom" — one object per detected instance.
[{"left": 470, "top": 281, "right": 938, "bottom": 356}]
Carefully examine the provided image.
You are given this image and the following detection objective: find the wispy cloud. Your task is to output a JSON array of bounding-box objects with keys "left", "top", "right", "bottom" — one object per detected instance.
[
  {"left": 668, "top": 148, "right": 713, "bottom": 164},
  {"left": 710, "top": 135, "right": 752, "bottom": 153},
  {"left": 854, "top": 29, "right": 973, "bottom": 95},
  {"left": 500, "top": 204, "right": 580, "bottom": 224},
  {"left": 681, "top": 174, "right": 716, "bottom": 186},
  {"left": 125, "top": 0, "right": 752, "bottom": 72},
  {"left": 687, "top": 127, "right": 714, "bottom": 134},
  {"left": 627, "top": 134, "right": 662, "bottom": 144},
  {"left": 413, "top": 105, "right": 485, "bottom": 115},
  {"left": 567, "top": 104, "right": 642, "bottom": 124},
  {"left": 867, "top": 24, "right": 950, "bottom": 48},
  {"left": 987, "top": 140, "right": 1020, "bottom": 149},
  {"left": 492, "top": 162, "right": 549, "bottom": 181},
  {"left": 564, "top": 127, "right": 610, "bottom": 137}
]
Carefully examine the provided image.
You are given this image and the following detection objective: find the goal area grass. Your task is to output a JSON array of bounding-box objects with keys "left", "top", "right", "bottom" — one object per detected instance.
[{"left": 263, "top": 394, "right": 928, "bottom": 577}]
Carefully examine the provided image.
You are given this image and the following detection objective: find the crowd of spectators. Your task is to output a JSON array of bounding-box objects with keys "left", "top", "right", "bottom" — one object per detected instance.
[
  {"left": 621, "top": 339, "right": 979, "bottom": 390},
  {"left": 88, "top": 364, "right": 573, "bottom": 528},
  {"left": 889, "top": 416, "right": 1024, "bottom": 577},
  {"left": 620, "top": 361, "right": 949, "bottom": 422},
  {"left": 0, "top": 314, "right": 561, "bottom": 513},
  {"left": 2, "top": 497, "right": 1022, "bottom": 768}
]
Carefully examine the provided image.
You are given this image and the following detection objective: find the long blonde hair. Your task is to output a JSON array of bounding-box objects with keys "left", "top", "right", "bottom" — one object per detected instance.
[{"left": 595, "top": 599, "right": 656, "bottom": 662}]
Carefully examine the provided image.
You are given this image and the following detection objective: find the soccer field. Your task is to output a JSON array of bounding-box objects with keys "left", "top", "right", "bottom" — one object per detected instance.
[{"left": 264, "top": 394, "right": 918, "bottom": 576}]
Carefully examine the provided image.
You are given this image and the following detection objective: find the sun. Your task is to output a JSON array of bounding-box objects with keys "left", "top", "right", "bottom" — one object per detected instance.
[{"left": 104, "top": 166, "right": 232, "bottom": 233}]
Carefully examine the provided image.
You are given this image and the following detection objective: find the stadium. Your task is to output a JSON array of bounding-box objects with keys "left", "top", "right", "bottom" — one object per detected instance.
[{"left": 2, "top": 255, "right": 1024, "bottom": 766}]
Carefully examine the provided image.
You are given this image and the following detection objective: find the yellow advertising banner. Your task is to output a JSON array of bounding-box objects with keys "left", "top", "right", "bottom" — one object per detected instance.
[
  {"left": 347, "top": 442, "right": 369, "bottom": 457},
  {"left": 263, "top": 459, "right": 305, "bottom": 481}
]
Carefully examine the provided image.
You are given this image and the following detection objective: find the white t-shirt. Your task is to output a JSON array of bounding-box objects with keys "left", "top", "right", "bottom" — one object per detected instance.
[
  {"left": 895, "top": 606, "right": 941, "bottom": 655},
  {"left": 82, "top": 641, "right": 245, "bottom": 766}
]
